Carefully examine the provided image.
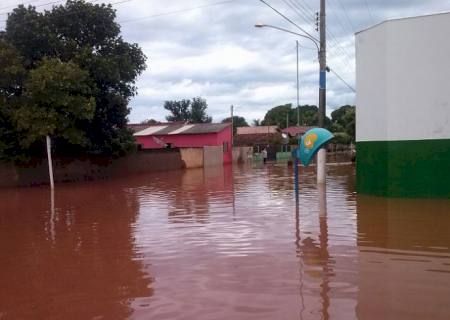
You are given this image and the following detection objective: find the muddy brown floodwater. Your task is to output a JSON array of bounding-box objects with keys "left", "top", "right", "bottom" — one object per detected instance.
[{"left": 0, "top": 164, "right": 449, "bottom": 319}]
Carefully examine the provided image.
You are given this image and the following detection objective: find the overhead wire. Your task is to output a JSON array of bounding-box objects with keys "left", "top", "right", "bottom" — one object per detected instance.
[
  {"left": 0, "top": 0, "right": 131, "bottom": 23},
  {"left": 119, "top": 0, "right": 237, "bottom": 24},
  {"left": 363, "top": 0, "right": 375, "bottom": 24},
  {"left": 334, "top": 0, "right": 356, "bottom": 34},
  {"left": 259, "top": 0, "right": 319, "bottom": 43},
  {"left": 288, "top": 0, "right": 355, "bottom": 93}
]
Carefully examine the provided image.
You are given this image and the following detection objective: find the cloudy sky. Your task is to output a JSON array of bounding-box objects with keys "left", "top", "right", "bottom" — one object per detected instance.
[{"left": 1, "top": 0, "right": 449, "bottom": 123}]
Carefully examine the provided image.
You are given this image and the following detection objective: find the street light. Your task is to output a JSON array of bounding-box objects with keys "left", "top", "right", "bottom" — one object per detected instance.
[
  {"left": 254, "top": 23, "right": 320, "bottom": 52},
  {"left": 255, "top": 23, "right": 321, "bottom": 128},
  {"left": 255, "top": 22, "right": 327, "bottom": 185}
]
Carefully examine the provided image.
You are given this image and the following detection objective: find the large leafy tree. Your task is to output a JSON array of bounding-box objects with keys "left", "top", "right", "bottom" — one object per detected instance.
[
  {"left": 222, "top": 115, "right": 249, "bottom": 135},
  {"left": 330, "top": 105, "right": 355, "bottom": 142},
  {"left": 190, "top": 97, "right": 212, "bottom": 123},
  {"left": 1, "top": 0, "right": 146, "bottom": 159},
  {"left": 164, "top": 97, "right": 212, "bottom": 123},
  {"left": 0, "top": 40, "right": 27, "bottom": 161},
  {"left": 15, "top": 59, "right": 95, "bottom": 148},
  {"left": 262, "top": 104, "right": 331, "bottom": 128}
]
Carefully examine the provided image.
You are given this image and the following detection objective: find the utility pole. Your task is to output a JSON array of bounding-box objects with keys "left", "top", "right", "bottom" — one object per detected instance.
[
  {"left": 296, "top": 40, "right": 300, "bottom": 126},
  {"left": 287, "top": 110, "right": 289, "bottom": 129},
  {"left": 230, "top": 105, "right": 234, "bottom": 147},
  {"left": 317, "top": 0, "right": 327, "bottom": 184}
]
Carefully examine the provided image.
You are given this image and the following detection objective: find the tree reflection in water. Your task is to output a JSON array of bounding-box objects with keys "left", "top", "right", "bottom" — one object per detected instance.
[{"left": 0, "top": 182, "right": 154, "bottom": 319}]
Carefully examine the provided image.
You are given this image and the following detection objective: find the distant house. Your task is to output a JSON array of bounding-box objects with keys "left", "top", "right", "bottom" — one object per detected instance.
[
  {"left": 282, "top": 126, "right": 316, "bottom": 139},
  {"left": 234, "top": 126, "right": 282, "bottom": 147},
  {"left": 132, "top": 122, "right": 232, "bottom": 164}
]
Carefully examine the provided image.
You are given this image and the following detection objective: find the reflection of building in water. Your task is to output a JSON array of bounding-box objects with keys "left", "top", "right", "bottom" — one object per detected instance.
[
  {"left": 0, "top": 183, "right": 153, "bottom": 319},
  {"left": 176, "top": 165, "right": 233, "bottom": 224},
  {"left": 356, "top": 196, "right": 450, "bottom": 319}
]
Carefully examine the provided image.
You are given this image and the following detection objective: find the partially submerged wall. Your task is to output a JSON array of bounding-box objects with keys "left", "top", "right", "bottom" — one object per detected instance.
[
  {"left": 0, "top": 149, "right": 185, "bottom": 188},
  {"left": 180, "top": 148, "right": 204, "bottom": 168},
  {"left": 355, "top": 13, "right": 450, "bottom": 198}
]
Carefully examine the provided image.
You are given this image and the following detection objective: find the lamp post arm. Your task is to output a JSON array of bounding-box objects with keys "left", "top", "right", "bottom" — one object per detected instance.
[{"left": 261, "top": 24, "right": 320, "bottom": 52}]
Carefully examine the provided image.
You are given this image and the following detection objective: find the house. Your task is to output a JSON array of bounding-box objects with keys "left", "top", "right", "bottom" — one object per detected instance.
[
  {"left": 282, "top": 126, "right": 316, "bottom": 139},
  {"left": 133, "top": 123, "right": 232, "bottom": 165},
  {"left": 356, "top": 12, "right": 450, "bottom": 197},
  {"left": 234, "top": 126, "right": 282, "bottom": 147}
]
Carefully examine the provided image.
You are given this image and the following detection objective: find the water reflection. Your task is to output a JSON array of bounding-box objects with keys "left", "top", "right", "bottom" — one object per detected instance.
[
  {"left": 356, "top": 195, "right": 450, "bottom": 319},
  {"left": 0, "top": 164, "right": 449, "bottom": 319},
  {"left": 0, "top": 183, "right": 153, "bottom": 319}
]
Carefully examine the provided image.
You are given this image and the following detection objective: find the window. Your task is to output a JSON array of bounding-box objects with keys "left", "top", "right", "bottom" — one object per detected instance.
[{"left": 223, "top": 142, "right": 228, "bottom": 153}]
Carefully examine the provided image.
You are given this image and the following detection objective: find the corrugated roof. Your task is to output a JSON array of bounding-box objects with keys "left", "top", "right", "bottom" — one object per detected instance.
[
  {"left": 134, "top": 123, "right": 230, "bottom": 136},
  {"left": 237, "top": 126, "right": 279, "bottom": 135},
  {"left": 282, "top": 126, "right": 316, "bottom": 136}
]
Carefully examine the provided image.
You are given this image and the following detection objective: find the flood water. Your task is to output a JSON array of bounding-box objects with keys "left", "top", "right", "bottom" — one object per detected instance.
[{"left": 0, "top": 164, "right": 449, "bottom": 319}]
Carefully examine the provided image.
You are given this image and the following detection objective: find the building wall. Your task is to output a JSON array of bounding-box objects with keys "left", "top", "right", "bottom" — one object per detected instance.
[
  {"left": 0, "top": 150, "right": 185, "bottom": 188},
  {"left": 135, "top": 126, "right": 232, "bottom": 164},
  {"left": 355, "top": 13, "right": 450, "bottom": 198},
  {"left": 203, "top": 146, "right": 223, "bottom": 167},
  {"left": 180, "top": 148, "right": 204, "bottom": 168},
  {"left": 216, "top": 126, "right": 232, "bottom": 164}
]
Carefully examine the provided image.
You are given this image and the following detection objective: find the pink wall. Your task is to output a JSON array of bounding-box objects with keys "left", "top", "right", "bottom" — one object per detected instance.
[{"left": 136, "top": 126, "right": 232, "bottom": 164}]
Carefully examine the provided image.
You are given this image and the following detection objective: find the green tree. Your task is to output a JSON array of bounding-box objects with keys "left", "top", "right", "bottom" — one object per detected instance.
[
  {"left": 190, "top": 97, "right": 212, "bottom": 123},
  {"left": 330, "top": 105, "right": 355, "bottom": 142},
  {"left": 0, "top": 40, "right": 27, "bottom": 161},
  {"left": 164, "top": 97, "right": 212, "bottom": 123},
  {"left": 14, "top": 59, "right": 95, "bottom": 148},
  {"left": 221, "top": 115, "right": 248, "bottom": 135},
  {"left": 262, "top": 104, "right": 331, "bottom": 129},
  {"left": 140, "top": 119, "right": 160, "bottom": 125},
  {"left": 252, "top": 119, "right": 261, "bottom": 126},
  {"left": 262, "top": 103, "right": 293, "bottom": 128},
  {"left": 164, "top": 99, "right": 191, "bottom": 122},
  {"left": 3, "top": 0, "right": 146, "bottom": 158}
]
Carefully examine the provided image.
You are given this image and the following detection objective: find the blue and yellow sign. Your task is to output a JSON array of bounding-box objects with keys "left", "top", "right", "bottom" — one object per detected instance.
[{"left": 297, "top": 128, "right": 334, "bottom": 167}]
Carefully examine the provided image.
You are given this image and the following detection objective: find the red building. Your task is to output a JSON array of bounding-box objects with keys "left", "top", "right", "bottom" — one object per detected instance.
[{"left": 133, "top": 123, "right": 232, "bottom": 164}]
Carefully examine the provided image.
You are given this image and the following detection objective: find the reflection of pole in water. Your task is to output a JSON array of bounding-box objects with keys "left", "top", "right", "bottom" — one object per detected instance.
[
  {"left": 50, "top": 188, "right": 55, "bottom": 242},
  {"left": 318, "top": 183, "right": 330, "bottom": 319},
  {"left": 295, "top": 201, "right": 305, "bottom": 319}
]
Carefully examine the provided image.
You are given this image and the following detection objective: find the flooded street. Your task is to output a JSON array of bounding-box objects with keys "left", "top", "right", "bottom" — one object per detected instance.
[{"left": 0, "top": 164, "right": 449, "bottom": 319}]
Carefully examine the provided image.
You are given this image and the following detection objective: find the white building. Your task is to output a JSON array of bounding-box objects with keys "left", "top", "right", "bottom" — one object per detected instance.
[{"left": 355, "top": 12, "right": 450, "bottom": 197}]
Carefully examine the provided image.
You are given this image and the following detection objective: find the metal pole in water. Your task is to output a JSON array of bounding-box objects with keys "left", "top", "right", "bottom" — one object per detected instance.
[
  {"left": 46, "top": 135, "right": 54, "bottom": 190},
  {"left": 294, "top": 154, "right": 299, "bottom": 200}
]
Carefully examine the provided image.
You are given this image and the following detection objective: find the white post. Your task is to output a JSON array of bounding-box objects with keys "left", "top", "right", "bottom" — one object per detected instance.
[
  {"left": 46, "top": 135, "right": 54, "bottom": 189},
  {"left": 317, "top": 148, "right": 326, "bottom": 184}
]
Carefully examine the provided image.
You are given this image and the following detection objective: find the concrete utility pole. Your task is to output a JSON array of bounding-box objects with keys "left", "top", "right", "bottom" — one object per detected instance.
[
  {"left": 296, "top": 40, "right": 300, "bottom": 126},
  {"left": 295, "top": 40, "right": 300, "bottom": 127},
  {"left": 317, "top": 0, "right": 327, "bottom": 184}
]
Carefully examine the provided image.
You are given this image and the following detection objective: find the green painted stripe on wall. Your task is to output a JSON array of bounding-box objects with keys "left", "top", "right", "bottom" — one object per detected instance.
[{"left": 356, "top": 139, "right": 450, "bottom": 198}]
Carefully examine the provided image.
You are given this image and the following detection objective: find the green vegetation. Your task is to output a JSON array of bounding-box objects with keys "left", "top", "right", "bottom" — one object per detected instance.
[
  {"left": 0, "top": 0, "right": 146, "bottom": 162},
  {"left": 164, "top": 97, "right": 212, "bottom": 123},
  {"left": 330, "top": 105, "right": 355, "bottom": 143},
  {"left": 261, "top": 104, "right": 332, "bottom": 129},
  {"left": 260, "top": 104, "right": 355, "bottom": 143},
  {"left": 221, "top": 116, "right": 248, "bottom": 135}
]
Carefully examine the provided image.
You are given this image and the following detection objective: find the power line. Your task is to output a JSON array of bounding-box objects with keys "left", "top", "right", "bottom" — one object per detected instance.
[
  {"left": 328, "top": 0, "right": 354, "bottom": 36},
  {"left": 0, "top": 0, "right": 48, "bottom": 11},
  {"left": 119, "top": 0, "right": 236, "bottom": 24},
  {"left": 259, "top": 0, "right": 319, "bottom": 43},
  {"left": 363, "top": 0, "right": 375, "bottom": 24},
  {"left": 335, "top": 0, "right": 356, "bottom": 33},
  {"left": 0, "top": 0, "right": 65, "bottom": 15},
  {"left": 329, "top": 68, "right": 355, "bottom": 92},
  {"left": 0, "top": 0, "right": 130, "bottom": 23}
]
